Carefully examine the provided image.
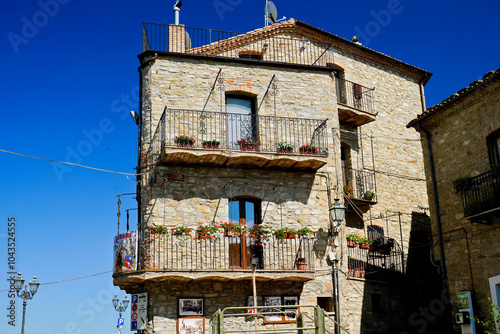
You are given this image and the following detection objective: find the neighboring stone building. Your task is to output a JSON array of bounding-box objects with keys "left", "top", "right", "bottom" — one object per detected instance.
[
  {"left": 113, "top": 15, "right": 435, "bottom": 334},
  {"left": 408, "top": 69, "right": 500, "bottom": 333}
]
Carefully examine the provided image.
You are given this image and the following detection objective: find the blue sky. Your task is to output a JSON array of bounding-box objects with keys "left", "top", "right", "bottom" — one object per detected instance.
[{"left": 0, "top": 0, "right": 498, "bottom": 333}]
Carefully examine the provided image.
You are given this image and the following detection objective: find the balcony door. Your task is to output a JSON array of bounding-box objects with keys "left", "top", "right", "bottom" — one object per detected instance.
[
  {"left": 226, "top": 95, "right": 256, "bottom": 149},
  {"left": 228, "top": 198, "right": 261, "bottom": 269}
]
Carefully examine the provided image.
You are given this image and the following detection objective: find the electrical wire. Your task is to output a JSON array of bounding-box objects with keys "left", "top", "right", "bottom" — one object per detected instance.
[
  {"left": 0, "top": 148, "right": 140, "bottom": 176},
  {"left": 1, "top": 271, "right": 112, "bottom": 292}
]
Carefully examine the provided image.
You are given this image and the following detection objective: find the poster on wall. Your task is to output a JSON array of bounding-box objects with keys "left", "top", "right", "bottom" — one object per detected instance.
[{"left": 113, "top": 231, "right": 138, "bottom": 273}]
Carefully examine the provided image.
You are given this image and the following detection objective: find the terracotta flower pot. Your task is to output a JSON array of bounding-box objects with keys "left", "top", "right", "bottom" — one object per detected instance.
[{"left": 297, "top": 263, "right": 307, "bottom": 270}]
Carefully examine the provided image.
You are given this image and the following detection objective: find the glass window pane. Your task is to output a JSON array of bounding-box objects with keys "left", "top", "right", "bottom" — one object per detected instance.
[
  {"left": 245, "top": 201, "right": 255, "bottom": 228},
  {"left": 228, "top": 200, "right": 240, "bottom": 224}
]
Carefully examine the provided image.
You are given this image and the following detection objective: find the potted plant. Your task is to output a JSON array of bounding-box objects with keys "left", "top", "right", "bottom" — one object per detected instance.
[
  {"left": 343, "top": 185, "right": 353, "bottom": 197},
  {"left": 236, "top": 137, "right": 261, "bottom": 151},
  {"left": 359, "top": 266, "right": 365, "bottom": 278},
  {"left": 175, "top": 135, "right": 196, "bottom": 148},
  {"left": 348, "top": 265, "right": 354, "bottom": 277},
  {"left": 346, "top": 233, "right": 358, "bottom": 247},
  {"left": 273, "top": 228, "right": 288, "bottom": 243},
  {"left": 452, "top": 176, "right": 474, "bottom": 193},
  {"left": 220, "top": 221, "right": 245, "bottom": 236},
  {"left": 358, "top": 236, "right": 370, "bottom": 249},
  {"left": 299, "top": 143, "right": 318, "bottom": 155},
  {"left": 363, "top": 191, "right": 376, "bottom": 201},
  {"left": 202, "top": 139, "right": 220, "bottom": 149},
  {"left": 196, "top": 223, "right": 222, "bottom": 242},
  {"left": 276, "top": 141, "right": 294, "bottom": 154},
  {"left": 296, "top": 257, "right": 307, "bottom": 270},
  {"left": 297, "top": 227, "right": 314, "bottom": 238},
  {"left": 247, "top": 224, "right": 271, "bottom": 246},
  {"left": 170, "top": 226, "right": 194, "bottom": 245},
  {"left": 151, "top": 225, "right": 169, "bottom": 236},
  {"left": 284, "top": 228, "right": 297, "bottom": 239}
]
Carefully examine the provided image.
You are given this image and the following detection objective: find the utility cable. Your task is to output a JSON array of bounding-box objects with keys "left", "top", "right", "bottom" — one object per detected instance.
[
  {"left": 0, "top": 148, "right": 141, "bottom": 176},
  {"left": 1, "top": 271, "right": 112, "bottom": 292}
]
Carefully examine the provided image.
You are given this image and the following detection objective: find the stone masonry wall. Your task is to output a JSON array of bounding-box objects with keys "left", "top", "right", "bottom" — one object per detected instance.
[
  {"left": 139, "top": 43, "right": 429, "bottom": 334},
  {"left": 417, "top": 79, "right": 500, "bottom": 332}
]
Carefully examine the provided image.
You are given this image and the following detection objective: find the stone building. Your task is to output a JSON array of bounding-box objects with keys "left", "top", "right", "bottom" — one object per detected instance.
[
  {"left": 113, "top": 14, "right": 435, "bottom": 334},
  {"left": 408, "top": 69, "right": 500, "bottom": 333}
]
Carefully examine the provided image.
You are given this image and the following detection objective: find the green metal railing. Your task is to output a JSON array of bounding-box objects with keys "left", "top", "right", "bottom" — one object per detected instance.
[{"left": 209, "top": 305, "right": 350, "bottom": 334}]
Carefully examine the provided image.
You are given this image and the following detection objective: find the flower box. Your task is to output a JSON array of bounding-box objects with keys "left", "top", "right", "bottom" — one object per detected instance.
[{"left": 240, "top": 143, "right": 258, "bottom": 151}]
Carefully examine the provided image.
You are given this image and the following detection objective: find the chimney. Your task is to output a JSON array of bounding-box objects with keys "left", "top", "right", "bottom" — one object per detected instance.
[
  {"left": 169, "top": 1, "right": 185, "bottom": 52},
  {"left": 173, "top": 0, "right": 182, "bottom": 25}
]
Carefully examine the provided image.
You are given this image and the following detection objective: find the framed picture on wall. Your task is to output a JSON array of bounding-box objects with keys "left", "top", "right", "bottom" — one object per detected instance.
[
  {"left": 263, "top": 296, "right": 299, "bottom": 323},
  {"left": 177, "top": 316, "right": 204, "bottom": 334},
  {"left": 178, "top": 298, "right": 204, "bottom": 316}
]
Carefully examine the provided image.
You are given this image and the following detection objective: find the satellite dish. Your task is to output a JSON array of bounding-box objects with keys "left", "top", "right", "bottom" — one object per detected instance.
[{"left": 265, "top": 1, "right": 277, "bottom": 25}]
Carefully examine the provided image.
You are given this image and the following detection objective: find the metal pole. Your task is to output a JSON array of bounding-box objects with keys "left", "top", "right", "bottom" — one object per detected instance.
[
  {"left": 21, "top": 291, "right": 27, "bottom": 334},
  {"left": 252, "top": 266, "right": 258, "bottom": 329}
]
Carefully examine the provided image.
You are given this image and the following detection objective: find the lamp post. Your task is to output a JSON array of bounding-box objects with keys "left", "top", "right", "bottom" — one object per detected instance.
[
  {"left": 328, "top": 199, "right": 345, "bottom": 334},
  {"left": 13, "top": 272, "right": 40, "bottom": 334},
  {"left": 329, "top": 198, "right": 346, "bottom": 227},
  {"left": 112, "top": 294, "right": 129, "bottom": 334}
]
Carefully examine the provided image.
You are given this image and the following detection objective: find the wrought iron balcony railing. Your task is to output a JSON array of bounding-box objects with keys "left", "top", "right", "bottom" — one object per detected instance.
[
  {"left": 141, "top": 231, "right": 315, "bottom": 272},
  {"left": 144, "top": 108, "right": 328, "bottom": 169},
  {"left": 336, "top": 78, "right": 375, "bottom": 115},
  {"left": 347, "top": 238, "right": 405, "bottom": 282},
  {"left": 142, "top": 23, "right": 335, "bottom": 67},
  {"left": 344, "top": 168, "right": 377, "bottom": 201},
  {"left": 458, "top": 170, "right": 500, "bottom": 218}
]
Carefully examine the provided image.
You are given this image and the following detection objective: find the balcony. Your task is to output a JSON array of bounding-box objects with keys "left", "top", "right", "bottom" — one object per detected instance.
[
  {"left": 336, "top": 78, "right": 376, "bottom": 127},
  {"left": 343, "top": 168, "right": 377, "bottom": 212},
  {"left": 142, "top": 23, "right": 335, "bottom": 67},
  {"left": 457, "top": 170, "right": 500, "bottom": 221},
  {"left": 114, "top": 231, "right": 315, "bottom": 292},
  {"left": 143, "top": 108, "right": 329, "bottom": 172},
  {"left": 347, "top": 238, "right": 405, "bottom": 282}
]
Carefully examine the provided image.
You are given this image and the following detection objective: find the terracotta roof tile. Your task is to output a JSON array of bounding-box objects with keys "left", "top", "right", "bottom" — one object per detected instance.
[{"left": 408, "top": 68, "right": 500, "bottom": 127}]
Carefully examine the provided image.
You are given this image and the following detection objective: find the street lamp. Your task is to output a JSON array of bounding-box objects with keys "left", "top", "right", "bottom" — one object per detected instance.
[
  {"left": 329, "top": 198, "right": 346, "bottom": 223},
  {"left": 13, "top": 273, "right": 40, "bottom": 334},
  {"left": 112, "top": 294, "right": 129, "bottom": 334}
]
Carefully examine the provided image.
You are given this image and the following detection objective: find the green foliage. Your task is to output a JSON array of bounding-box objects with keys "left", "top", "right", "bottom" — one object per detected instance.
[
  {"left": 276, "top": 141, "right": 294, "bottom": 149},
  {"left": 343, "top": 185, "right": 353, "bottom": 195},
  {"left": 202, "top": 139, "right": 220, "bottom": 145},
  {"left": 363, "top": 191, "right": 376, "bottom": 200},
  {"left": 297, "top": 227, "right": 313, "bottom": 237},
  {"left": 175, "top": 135, "right": 196, "bottom": 144},
  {"left": 151, "top": 225, "right": 169, "bottom": 236},
  {"left": 470, "top": 298, "right": 500, "bottom": 334}
]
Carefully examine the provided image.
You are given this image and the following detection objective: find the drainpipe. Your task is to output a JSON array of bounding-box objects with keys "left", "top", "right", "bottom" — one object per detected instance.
[
  {"left": 136, "top": 53, "right": 158, "bottom": 269},
  {"left": 416, "top": 120, "right": 449, "bottom": 285},
  {"left": 433, "top": 228, "right": 474, "bottom": 292}
]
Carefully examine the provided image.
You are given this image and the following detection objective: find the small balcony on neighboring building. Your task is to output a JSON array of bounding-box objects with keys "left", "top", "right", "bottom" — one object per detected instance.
[
  {"left": 113, "top": 230, "right": 316, "bottom": 292},
  {"left": 456, "top": 169, "right": 500, "bottom": 222},
  {"left": 142, "top": 23, "right": 335, "bottom": 67},
  {"left": 142, "top": 108, "right": 328, "bottom": 172},
  {"left": 336, "top": 78, "right": 376, "bottom": 127}
]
